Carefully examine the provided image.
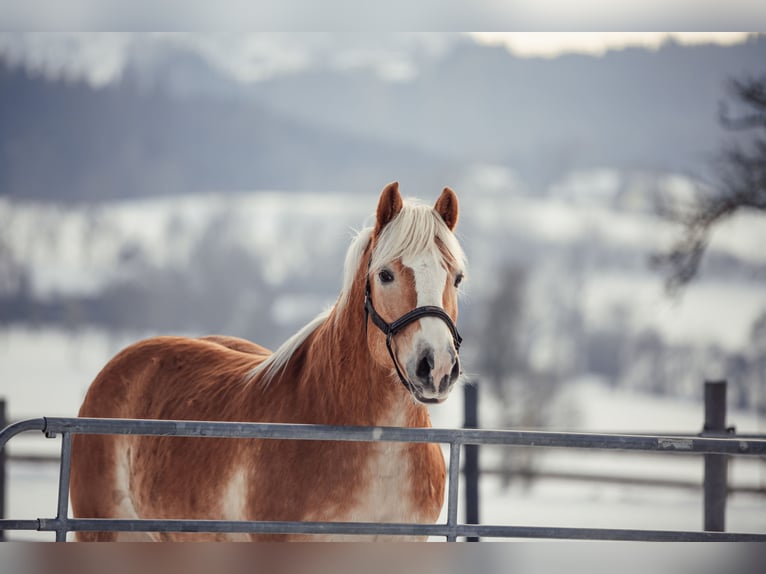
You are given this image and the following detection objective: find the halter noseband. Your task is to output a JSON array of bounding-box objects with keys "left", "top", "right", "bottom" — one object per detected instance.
[{"left": 363, "top": 272, "right": 462, "bottom": 404}]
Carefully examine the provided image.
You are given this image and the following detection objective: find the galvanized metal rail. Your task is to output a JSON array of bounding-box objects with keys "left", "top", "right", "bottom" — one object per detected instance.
[{"left": 2, "top": 416, "right": 766, "bottom": 542}]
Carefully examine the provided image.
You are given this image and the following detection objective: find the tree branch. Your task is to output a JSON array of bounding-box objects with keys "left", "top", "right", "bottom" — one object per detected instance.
[{"left": 653, "top": 74, "right": 766, "bottom": 293}]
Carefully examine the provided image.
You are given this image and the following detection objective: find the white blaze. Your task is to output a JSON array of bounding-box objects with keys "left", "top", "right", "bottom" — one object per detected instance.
[{"left": 402, "top": 251, "right": 455, "bottom": 394}]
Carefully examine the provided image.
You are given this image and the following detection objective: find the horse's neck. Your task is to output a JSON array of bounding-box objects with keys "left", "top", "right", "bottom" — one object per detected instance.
[
  {"left": 319, "top": 305, "right": 424, "bottom": 426},
  {"left": 264, "top": 277, "right": 429, "bottom": 428}
]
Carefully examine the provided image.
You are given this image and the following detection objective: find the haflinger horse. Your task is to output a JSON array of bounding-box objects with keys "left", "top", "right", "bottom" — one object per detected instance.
[{"left": 70, "top": 182, "right": 467, "bottom": 541}]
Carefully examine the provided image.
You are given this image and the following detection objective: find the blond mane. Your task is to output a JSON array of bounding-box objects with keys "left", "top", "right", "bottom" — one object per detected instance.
[{"left": 251, "top": 198, "right": 466, "bottom": 384}]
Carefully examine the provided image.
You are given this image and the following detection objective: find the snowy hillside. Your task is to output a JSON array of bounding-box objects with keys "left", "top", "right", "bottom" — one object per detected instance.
[
  {"left": 0, "top": 191, "right": 375, "bottom": 297},
  {"left": 2, "top": 166, "right": 766, "bottom": 400},
  {"left": 3, "top": 168, "right": 764, "bottom": 298}
]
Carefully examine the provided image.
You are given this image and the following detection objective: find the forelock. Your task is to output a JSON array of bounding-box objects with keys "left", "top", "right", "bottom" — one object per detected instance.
[{"left": 371, "top": 200, "right": 466, "bottom": 273}]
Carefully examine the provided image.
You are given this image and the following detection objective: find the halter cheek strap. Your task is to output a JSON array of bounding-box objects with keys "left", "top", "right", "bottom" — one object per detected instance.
[{"left": 364, "top": 277, "right": 462, "bottom": 403}]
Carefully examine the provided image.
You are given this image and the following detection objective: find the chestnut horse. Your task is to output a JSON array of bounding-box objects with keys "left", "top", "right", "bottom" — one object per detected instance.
[{"left": 70, "top": 182, "right": 466, "bottom": 541}]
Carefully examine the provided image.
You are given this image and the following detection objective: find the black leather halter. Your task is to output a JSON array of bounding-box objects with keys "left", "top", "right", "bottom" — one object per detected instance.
[{"left": 364, "top": 274, "right": 462, "bottom": 403}]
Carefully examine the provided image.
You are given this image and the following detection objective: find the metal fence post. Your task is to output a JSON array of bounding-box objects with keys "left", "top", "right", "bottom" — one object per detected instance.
[
  {"left": 463, "top": 383, "right": 479, "bottom": 542},
  {"left": 703, "top": 380, "right": 728, "bottom": 532},
  {"left": 0, "top": 398, "right": 5, "bottom": 541}
]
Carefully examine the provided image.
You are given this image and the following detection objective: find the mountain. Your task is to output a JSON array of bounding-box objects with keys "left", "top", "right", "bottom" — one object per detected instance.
[
  {"left": 247, "top": 37, "right": 766, "bottom": 187},
  {"left": 0, "top": 60, "right": 449, "bottom": 201},
  {"left": 1, "top": 36, "right": 765, "bottom": 201}
]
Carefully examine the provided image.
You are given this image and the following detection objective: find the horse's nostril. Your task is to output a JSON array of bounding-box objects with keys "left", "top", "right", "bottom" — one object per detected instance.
[
  {"left": 450, "top": 359, "right": 460, "bottom": 380},
  {"left": 416, "top": 349, "right": 434, "bottom": 380},
  {"left": 438, "top": 358, "right": 460, "bottom": 393}
]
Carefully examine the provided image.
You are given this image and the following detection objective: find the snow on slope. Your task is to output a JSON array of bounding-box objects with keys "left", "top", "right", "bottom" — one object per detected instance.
[
  {"left": 0, "top": 190, "right": 377, "bottom": 297},
  {"left": 3, "top": 168, "right": 764, "bottom": 296}
]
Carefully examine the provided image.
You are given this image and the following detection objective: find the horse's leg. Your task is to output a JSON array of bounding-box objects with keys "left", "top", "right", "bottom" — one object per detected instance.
[
  {"left": 71, "top": 432, "right": 162, "bottom": 541},
  {"left": 70, "top": 344, "right": 159, "bottom": 541},
  {"left": 70, "top": 434, "right": 120, "bottom": 541}
]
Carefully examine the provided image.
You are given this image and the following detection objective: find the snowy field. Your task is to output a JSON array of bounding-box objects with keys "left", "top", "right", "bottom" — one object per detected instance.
[{"left": 2, "top": 327, "right": 764, "bottom": 541}]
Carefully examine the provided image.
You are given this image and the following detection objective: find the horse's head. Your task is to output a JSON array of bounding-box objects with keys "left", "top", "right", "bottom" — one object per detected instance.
[{"left": 365, "top": 182, "right": 466, "bottom": 404}]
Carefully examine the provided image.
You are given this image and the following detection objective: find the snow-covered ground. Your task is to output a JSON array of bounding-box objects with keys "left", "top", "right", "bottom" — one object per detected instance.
[{"left": 0, "top": 190, "right": 374, "bottom": 296}]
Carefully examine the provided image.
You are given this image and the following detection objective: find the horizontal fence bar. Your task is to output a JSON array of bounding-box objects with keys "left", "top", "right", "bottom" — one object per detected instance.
[
  {"left": 0, "top": 519, "right": 40, "bottom": 532},
  {"left": 3, "top": 517, "right": 765, "bottom": 542},
  {"left": 12, "top": 417, "right": 766, "bottom": 456},
  {"left": 479, "top": 468, "right": 766, "bottom": 494}
]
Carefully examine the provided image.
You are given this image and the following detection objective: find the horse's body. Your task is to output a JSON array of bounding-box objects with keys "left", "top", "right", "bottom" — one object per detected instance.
[{"left": 70, "top": 183, "right": 466, "bottom": 541}]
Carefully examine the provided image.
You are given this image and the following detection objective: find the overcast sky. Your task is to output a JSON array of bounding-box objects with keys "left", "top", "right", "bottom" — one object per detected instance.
[
  {"left": 1, "top": 0, "right": 766, "bottom": 30},
  {"left": 470, "top": 32, "right": 753, "bottom": 57},
  {"left": 0, "top": 32, "right": 758, "bottom": 89}
]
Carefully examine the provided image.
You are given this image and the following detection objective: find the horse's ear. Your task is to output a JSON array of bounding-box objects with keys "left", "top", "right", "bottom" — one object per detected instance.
[
  {"left": 375, "top": 181, "right": 403, "bottom": 236},
  {"left": 434, "top": 187, "right": 459, "bottom": 231}
]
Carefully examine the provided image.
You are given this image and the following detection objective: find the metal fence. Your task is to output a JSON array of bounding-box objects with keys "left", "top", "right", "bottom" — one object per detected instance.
[{"left": 2, "top": 400, "right": 766, "bottom": 542}]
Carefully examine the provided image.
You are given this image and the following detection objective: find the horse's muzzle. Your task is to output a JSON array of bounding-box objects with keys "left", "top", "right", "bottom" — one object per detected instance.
[{"left": 407, "top": 347, "right": 460, "bottom": 403}]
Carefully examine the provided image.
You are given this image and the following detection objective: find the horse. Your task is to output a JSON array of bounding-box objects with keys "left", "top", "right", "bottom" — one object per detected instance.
[{"left": 69, "top": 182, "right": 467, "bottom": 541}]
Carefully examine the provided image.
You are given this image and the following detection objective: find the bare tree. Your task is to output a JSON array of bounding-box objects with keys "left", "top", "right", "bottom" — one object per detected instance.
[
  {"left": 653, "top": 75, "right": 766, "bottom": 292},
  {"left": 749, "top": 310, "right": 766, "bottom": 414},
  {"left": 479, "top": 265, "right": 528, "bottom": 400}
]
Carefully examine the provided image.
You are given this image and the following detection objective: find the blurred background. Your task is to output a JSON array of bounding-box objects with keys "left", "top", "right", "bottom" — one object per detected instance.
[{"left": 1, "top": 32, "right": 765, "bottom": 537}]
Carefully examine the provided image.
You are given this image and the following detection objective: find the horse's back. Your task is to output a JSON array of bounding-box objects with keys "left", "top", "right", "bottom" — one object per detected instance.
[
  {"left": 70, "top": 335, "right": 269, "bottom": 541},
  {"left": 199, "top": 335, "right": 271, "bottom": 356},
  {"left": 76, "top": 335, "right": 268, "bottom": 418}
]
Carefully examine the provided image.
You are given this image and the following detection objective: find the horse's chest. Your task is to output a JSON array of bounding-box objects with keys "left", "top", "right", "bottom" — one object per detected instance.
[
  {"left": 356, "top": 442, "right": 419, "bottom": 521},
  {"left": 323, "top": 440, "right": 444, "bottom": 526}
]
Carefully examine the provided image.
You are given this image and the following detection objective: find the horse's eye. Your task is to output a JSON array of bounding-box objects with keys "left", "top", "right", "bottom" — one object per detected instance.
[
  {"left": 454, "top": 272, "right": 464, "bottom": 288},
  {"left": 378, "top": 269, "right": 395, "bottom": 284}
]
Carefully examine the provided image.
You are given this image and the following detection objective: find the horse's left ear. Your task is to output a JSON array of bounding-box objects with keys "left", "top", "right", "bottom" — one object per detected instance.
[
  {"left": 434, "top": 187, "right": 459, "bottom": 231},
  {"left": 375, "top": 181, "right": 403, "bottom": 236}
]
